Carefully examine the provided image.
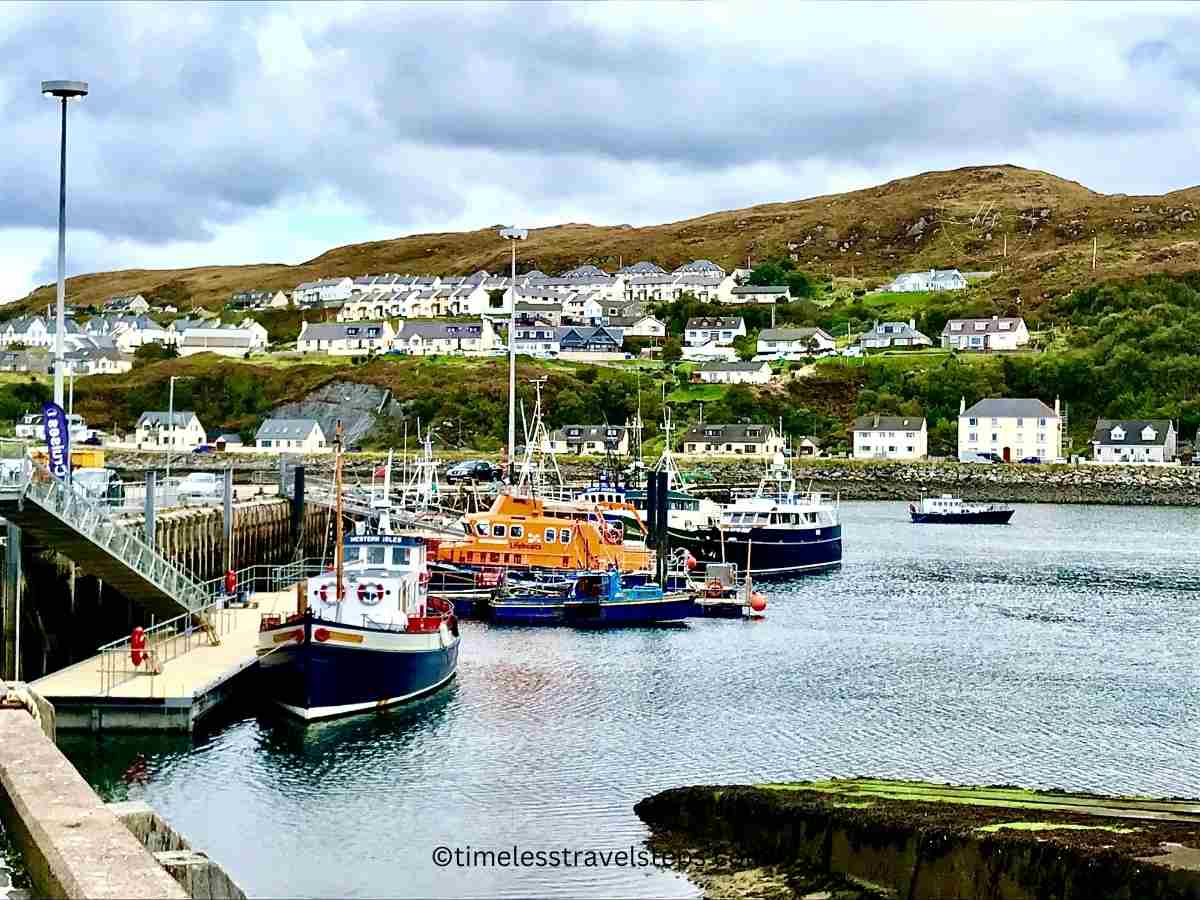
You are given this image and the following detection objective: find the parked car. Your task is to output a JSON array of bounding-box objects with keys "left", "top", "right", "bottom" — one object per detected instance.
[
  {"left": 192, "top": 444, "right": 214, "bottom": 454},
  {"left": 179, "top": 471, "right": 222, "bottom": 503},
  {"left": 445, "top": 460, "right": 501, "bottom": 484},
  {"left": 1019, "top": 456, "right": 1042, "bottom": 464},
  {"left": 81, "top": 434, "right": 103, "bottom": 446}
]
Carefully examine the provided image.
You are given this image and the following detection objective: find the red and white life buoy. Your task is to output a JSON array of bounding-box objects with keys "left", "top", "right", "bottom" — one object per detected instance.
[
  {"left": 130, "top": 627, "right": 146, "bottom": 667},
  {"left": 357, "top": 582, "right": 384, "bottom": 606},
  {"left": 603, "top": 523, "right": 622, "bottom": 545},
  {"left": 317, "top": 582, "right": 338, "bottom": 604}
]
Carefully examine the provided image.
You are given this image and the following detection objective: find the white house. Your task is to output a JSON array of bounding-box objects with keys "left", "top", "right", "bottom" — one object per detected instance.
[
  {"left": 296, "top": 321, "right": 395, "bottom": 356},
  {"left": 941, "top": 316, "right": 1030, "bottom": 351},
  {"left": 1090, "top": 419, "right": 1177, "bottom": 465},
  {"left": 513, "top": 321, "right": 560, "bottom": 357},
  {"left": 392, "top": 320, "right": 497, "bottom": 356},
  {"left": 0, "top": 316, "right": 49, "bottom": 348},
  {"left": 63, "top": 347, "right": 134, "bottom": 376},
  {"left": 756, "top": 327, "right": 835, "bottom": 356},
  {"left": 680, "top": 424, "right": 786, "bottom": 459},
  {"left": 178, "top": 327, "right": 261, "bottom": 358},
  {"left": 886, "top": 269, "right": 968, "bottom": 292},
  {"left": 515, "top": 301, "right": 564, "bottom": 327},
  {"left": 545, "top": 424, "right": 631, "bottom": 455},
  {"left": 292, "top": 277, "right": 354, "bottom": 307},
  {"left": 229, "top": 290, "right": 288, "bottom": 310},
  {"left": 684, "top": 317, "right": 746, "bottom": 347},
  {"left": 606, "top": 314, "right": 666, "bottom": 338},
  {"left": 958, "top": 397, "right": 1062, "bottom": 462},
  {"left": 859, "top": 319, "right": 933, "bottom": 349},
  {"left": 103, "top": 315, "right": 171, "bottom": 351},
  {"left": 728, "top": 285, "right": 789, "bottom": 304},
  {"left": 681, "top": 341, "right": 740, "bottom": 363},
  {"left": 254, "top": 418, "right": 328, "bottom": 453},
  {"left": 562, "top": 292, "right": 604, "bottom": 325},
  {"left": 134, "top": 411, "right": 208, "bottom": 449},
  {"left": 105, "top": 293, "right": 151, "bottom": 314},
  {"left": 695, "top": 360, "right": 772, "bottom": 385},
  {"left": 852, "top": 414, "right": 928, "bottom": 460},
  {"left": 236, "top": 318, "right": 270, "bottom": 349}
]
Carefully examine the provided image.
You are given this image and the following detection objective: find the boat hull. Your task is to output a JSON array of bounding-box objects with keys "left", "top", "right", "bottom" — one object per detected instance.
[
  {"left": 668, "top": 524, "right": 842, "bottom": 576},
  {"left": 257, "top": 616, "right": 459, "bottom": 721},
  {"left": 488, "top": 594, "right": 693, "bottom": 627},
  {"left": 910, "top": 510, "right": 1014, "bottom": 524}
]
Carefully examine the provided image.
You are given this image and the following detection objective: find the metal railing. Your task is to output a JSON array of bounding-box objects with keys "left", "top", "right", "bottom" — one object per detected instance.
[
  {"left": 96, "top": 597, "right": 240, "bottom": 695},
  {"left": 20, "top": 472, "right": 210, "bottom": 613}
]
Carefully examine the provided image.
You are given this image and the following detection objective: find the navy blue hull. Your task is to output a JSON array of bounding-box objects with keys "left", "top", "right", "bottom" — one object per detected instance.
[
  {"left": 489, "top": 595, "right": 693, "bottom": 627},
  {"left": 911, "top": 510, "right": 1014, "bottom": 524},
  {"left": 670, "top": 524, "right": 842, "bottom": 576},
  {"left": 258, "top": 617, "right": 459, "bottom": 720}
]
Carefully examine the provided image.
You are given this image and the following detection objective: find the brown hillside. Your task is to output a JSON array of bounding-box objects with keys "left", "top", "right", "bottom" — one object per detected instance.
[{"left": 11, "top": 165, "right": 1200, "bottom": 315}]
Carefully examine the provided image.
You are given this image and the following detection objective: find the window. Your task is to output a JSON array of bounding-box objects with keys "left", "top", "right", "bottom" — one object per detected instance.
[
  {"left": 1039, "top": 417, "right": 1047, "bottom": 426},
  {"left": 545, "top": 528, "right": 556, "bottom": 543},
  {"left": 492, "top": 524, "right": 506, "bottom": 537},
  {"left": 1037, "top": 432, "right": 1045, "bottom": 442},
  {"left": 368, "top": 546, "right": 386, "bottom": 565},
  {"left": 511, "top": 525, "right": 524, "bottom": 538},
  {"left": 968, "top": 417, "right": 977, "bottom": 426},
  {"left": 560, "top": 528, "right": 571, "bottom": 543},
  {"left": 991, "top": 417, "right": 998, "bottom": 426},
  {"left": 1017, "top": 418, "right": 1024, "bottom": 427},
  {"left": 991, "top": 433, "right": 998, "bottom": 442},
  {"left": 391, "top": 547, "right": 409, "bottom": 566}
]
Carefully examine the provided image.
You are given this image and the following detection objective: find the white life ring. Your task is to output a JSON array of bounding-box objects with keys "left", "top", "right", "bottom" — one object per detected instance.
[
  {"left": 357, "top": 582, "right": 385, "bottom": 606},
  {"left": 317, "top": 581, "right": 339, "bottom": 605}
]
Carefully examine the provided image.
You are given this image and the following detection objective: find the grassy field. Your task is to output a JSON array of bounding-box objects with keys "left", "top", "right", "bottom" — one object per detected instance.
[{"left": 667, "top": 383, "right": 728, "bottom": 402}]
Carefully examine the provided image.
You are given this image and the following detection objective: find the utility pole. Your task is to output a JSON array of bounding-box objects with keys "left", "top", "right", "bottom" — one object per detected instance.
[
  {"left": 1092, "top": 236, "right": 1097, "bottom": 271},
  {"left": 1003, "top": 233, "right": 1007, "bottom": 273}
]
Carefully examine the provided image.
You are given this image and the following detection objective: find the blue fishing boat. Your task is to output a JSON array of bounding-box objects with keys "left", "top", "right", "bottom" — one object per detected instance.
[{"left": 489, "top": 569, "right": 692, "bottom": 627}]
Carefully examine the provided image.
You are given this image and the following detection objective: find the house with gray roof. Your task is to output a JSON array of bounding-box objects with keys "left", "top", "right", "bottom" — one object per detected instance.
[
  {"left": 958, "top": 396, "right": 1061, "bottom": 462},
  {"left": 757, "top": 327, "right": 835, "bottom": 356},
  {"left": 545, "top": 424, "right": 632, "bottom": 456},
  {"left": 941, "top": 315, "right": 1029, "bottom": 351},
  {"left": 515, "top": 301, "right": 563, "bottom": 327},
  {"left": 230, "top": 289, "right": 288, "bottom": 311},
  {"left": 680, "top": 423, "right": 786, "bottom": 459},
  {"left": 615, "top": 261, "right": 666, "bottom": 276},
  {"left": 674, "top": 259, "right": 727, "bottom": 277},
  {"left": 729, "top": 285, "right": 789, "bottom": 304},
  {"left": 392, "top": 319, "right": 498, "bottom": 356},
  {"left": 859, "top": 319, "right": 932, "bottom": 349},
  {"left": 293, "top": 277, "right": 354, "bottom": 307},
  {"left": 852, "top": 414, "right": 928, "bottom": 460},
  {"left": 606, "top": 314, "right": 665, "bottom": 338},
  {"left": 134, "top": 411, "right": 207, "bottom": 449},
  {"left": 695, "top": 360, "right": 772, "bottom": 385},
  {"left": 1090, "top": 419, "right": 1177, "bottom": 465},
  {"left": 296, "top": 320, "right": 395, "bottom": 356},
  {"left": 684, "top": 317, "right": 745, "bottom": 347},
  {"left": 254, "top": 418, "right": 328, "bottom": 453},
  {"left": 105, "top": 293, "right": 150, "bottom": 314},
  {"left": 886, "top": 268, "right": 967, "bottom": 292},
  {"left": 556, "top": 325, "right": 624, "bottom": 354}
]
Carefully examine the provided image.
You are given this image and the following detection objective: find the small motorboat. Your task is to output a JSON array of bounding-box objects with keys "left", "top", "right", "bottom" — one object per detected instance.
[
  {"left": 909, "top": 495, "right": 1014, "bottom": 524},
  {"left": 488, "top": 568, "right": 693, "bottom": 627}
]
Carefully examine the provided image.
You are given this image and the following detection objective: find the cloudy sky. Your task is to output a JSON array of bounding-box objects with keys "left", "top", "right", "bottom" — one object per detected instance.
[{"left": 1, "top": 1, "right": 1198, "bottom": 301}]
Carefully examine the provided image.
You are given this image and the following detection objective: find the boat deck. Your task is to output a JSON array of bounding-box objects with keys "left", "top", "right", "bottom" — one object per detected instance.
[{"left": 32, "top": 590, "right": 296, "bottom": 732}]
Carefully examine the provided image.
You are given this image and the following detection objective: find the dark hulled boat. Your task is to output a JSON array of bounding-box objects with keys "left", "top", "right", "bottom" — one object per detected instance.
[{"left": 909, "top": 495, "right": 1015, "bottom": 524}]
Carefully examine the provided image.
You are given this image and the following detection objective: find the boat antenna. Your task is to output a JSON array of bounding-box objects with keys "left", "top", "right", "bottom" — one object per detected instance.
[{"left": 334, "top": 419, "right": 345, "bottom": 605}]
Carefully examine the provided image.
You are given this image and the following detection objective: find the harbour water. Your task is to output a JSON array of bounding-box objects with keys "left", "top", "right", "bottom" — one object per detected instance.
[{"left": 60, "top": 501, "right": 1200, "bottom": 898}]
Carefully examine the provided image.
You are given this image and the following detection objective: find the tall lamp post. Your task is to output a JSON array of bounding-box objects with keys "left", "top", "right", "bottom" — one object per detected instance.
[
  {"left": 41, "top": 80, "right": 88, "bottom": 409},
  {"left": 499, "top": 226, "right": 527, "bottom": 484}
]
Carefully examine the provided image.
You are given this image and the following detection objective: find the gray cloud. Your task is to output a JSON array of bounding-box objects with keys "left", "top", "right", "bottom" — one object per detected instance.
[{"left": 1, "top": 1, "right": 1199, "bottom": 282}]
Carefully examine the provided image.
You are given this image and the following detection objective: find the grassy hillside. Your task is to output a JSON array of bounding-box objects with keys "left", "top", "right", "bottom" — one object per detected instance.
[{"left": 9, "top": 165, "right": 1200, "bottom": 318}]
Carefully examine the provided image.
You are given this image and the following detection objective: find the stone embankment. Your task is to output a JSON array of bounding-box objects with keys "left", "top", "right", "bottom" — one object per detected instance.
[
  {"left": 101, "top": 449, "right": 1200, "bottom": 506},
  {"left": 635, "top": 780, "right": 1200, "bottom": 900}
]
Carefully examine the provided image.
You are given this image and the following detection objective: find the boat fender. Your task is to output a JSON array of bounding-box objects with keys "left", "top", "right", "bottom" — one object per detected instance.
[
  {"left": 224, "top": 569, "right": 237, "bottom": 596},
  {"left": 130, "top": 627, "right": 146, "bottom": 667}
]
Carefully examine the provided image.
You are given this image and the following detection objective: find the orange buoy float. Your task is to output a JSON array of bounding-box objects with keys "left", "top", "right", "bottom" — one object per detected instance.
[{"left": 749, "top": 591, "right": 767, "bottom": 613}]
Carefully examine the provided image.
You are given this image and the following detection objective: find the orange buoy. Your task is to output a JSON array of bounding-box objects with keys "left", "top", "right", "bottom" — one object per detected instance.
[{"left": 749, "top": 592, "right": 767, "bottom": 613}]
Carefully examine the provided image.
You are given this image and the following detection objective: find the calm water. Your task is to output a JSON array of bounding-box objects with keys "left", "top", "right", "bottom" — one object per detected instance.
[{"left": 61, "top": 502, "right": 1200, "bottom": 898}]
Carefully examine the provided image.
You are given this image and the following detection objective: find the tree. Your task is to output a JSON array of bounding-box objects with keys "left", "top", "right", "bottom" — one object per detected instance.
[
  {"left": 747, "top": 262, "right": 789, "bottom": 287},
  {"left": 786, "top": 271, "right": 815, "bottom": 298},
  {"left": 732, "top": 331, "right": 758, "bottom": 361},
  {"left": 661, "top": 337, "right": 682, "bottom": 363},
  {"left": 132, "top": 343, "right": 179, "bottom": 367}
]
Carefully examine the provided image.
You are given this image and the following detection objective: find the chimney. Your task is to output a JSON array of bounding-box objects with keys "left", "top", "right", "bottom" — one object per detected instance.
[
  {"left": 1054, "top": 395, "right": 1060, "bottom": 416},
  {"left": 873, "top": 413, "right": 880, "bottom": 428},
  {"left": 909, "top": 317, "right": 916, "bottom": 330},
  {"left": 959, "top": 396, "right": 966, "bottom": 415},
  {"left": 992, "top": 314, "right": 999, "bottom": 321}
]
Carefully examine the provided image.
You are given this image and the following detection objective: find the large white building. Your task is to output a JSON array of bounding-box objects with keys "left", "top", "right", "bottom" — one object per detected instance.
[
  {"left": 254, "top": 419, "right": 328, "bottom": 453},
  {"left": 296, "top": 321, "right": 395, "bottom": 355},
  {"left": 941, "top": 316, "right": 1029, "bottom": 351},
  {"left": 958, "top": 397, "right": 1061, "bottom": 463},
  {"left": 134, "top": 411, "right": 208, "bottom": 449},
  {"left": 1090, "top": 419, "right": 1177, "bottom": 465},
  {"left": 684, "top": 317, "right": 745, "bottom": 347},
  {"left": 679, "top": 424, "right": 786, "bottom": 459},
  {"left": 852, "top": 414, "right": 928, "bottom": 460}
]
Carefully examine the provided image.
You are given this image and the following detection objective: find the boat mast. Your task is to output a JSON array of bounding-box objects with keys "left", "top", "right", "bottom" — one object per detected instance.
[{"left": 334, "top": 419, "right": 345, "bottom": 604}]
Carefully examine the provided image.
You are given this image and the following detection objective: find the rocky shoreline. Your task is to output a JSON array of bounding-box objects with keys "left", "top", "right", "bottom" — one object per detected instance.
[{"left": 101, "top": 450, "right": 1200, "bottom": 506}]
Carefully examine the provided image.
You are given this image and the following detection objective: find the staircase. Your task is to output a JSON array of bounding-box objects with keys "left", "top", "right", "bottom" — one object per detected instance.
[{"left": 0, "top": 473, "right": 210, "bottom": 621}]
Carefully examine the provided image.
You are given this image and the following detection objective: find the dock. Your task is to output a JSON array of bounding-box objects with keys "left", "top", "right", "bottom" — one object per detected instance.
[{"left": 31, "top": 591, "right": 294, "bottom": 731}]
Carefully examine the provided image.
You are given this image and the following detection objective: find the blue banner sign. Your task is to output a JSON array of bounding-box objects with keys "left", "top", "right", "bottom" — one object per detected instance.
[{"left": 41, "top": 401, "right": 70, "bottom": 480}]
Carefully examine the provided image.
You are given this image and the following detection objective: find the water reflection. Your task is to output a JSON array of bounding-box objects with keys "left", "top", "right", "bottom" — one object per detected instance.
[{"left": 60, "top": 502, "right": 1200, "bottom": 899}]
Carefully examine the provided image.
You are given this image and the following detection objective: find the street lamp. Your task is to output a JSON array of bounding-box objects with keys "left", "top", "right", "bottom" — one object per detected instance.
[
  {"left": 499, "top": 226, "right": 527, "bottom": 483},
  {"left": 164, "top": 375, "right": 179, "bottom": 485},
  {"left": 42, "top": 79, "right": 88, "bottom": 410}
]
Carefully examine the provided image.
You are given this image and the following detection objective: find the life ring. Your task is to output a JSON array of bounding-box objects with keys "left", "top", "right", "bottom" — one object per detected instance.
[
  {"left": 705, "top": 579, "right": 724, "bottom": 598},
  {"left": 317, "top": 582, "right": 338, "bottom": 604},
  {"left": 357, "top": 582, "right": 384, "bottom": 606},
  {"left": 603, "top": 523, "right": 622, "bottom": 545}
]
